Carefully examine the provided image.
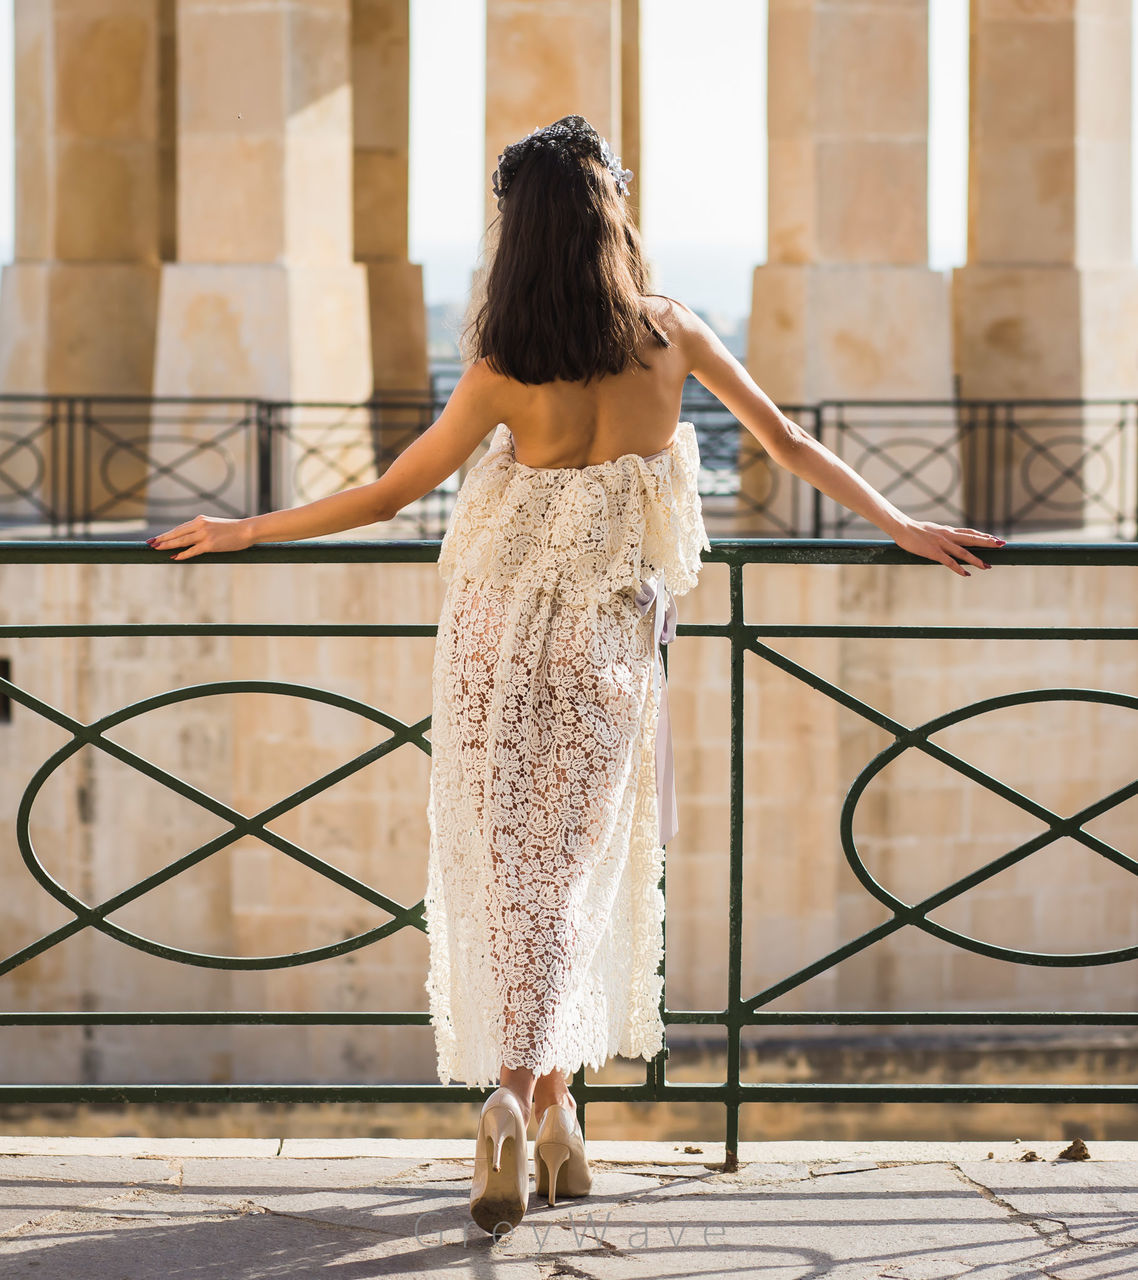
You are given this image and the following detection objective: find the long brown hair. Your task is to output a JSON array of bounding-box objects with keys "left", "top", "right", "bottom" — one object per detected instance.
[{"left": 460, "top": 116, "right": 670, "bottom": 385}]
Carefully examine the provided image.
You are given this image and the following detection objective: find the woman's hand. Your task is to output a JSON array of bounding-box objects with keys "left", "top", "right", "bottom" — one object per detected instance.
[
  {"left": 889, "top": 518, "right": 1006, "bottom": 577},
  {"left": 147, "top": 515, "right": 255, "bottom": 560}
]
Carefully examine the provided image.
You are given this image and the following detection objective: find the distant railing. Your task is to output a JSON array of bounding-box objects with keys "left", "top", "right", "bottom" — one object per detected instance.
[
  {"left": 1, "top": 385, "right": 1135, "bottom": 539},
  {"left": 0, "top": 539, "right": 1136, "bottom": 1167}
]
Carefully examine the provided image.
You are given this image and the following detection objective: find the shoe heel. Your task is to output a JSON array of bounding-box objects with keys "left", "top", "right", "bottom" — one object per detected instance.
[
  {"left": 537, "top": 1142, "right": 569, "bottom": 1207},
  {"left": 471, "top": 1090, "right": 529, "bottom": 1235},
  {"left": 534, "top": 1103, "right": 593, "bottom": 1203},
  {"left": 482, "top": 1105, "right": 513, "bottom": 1172}
]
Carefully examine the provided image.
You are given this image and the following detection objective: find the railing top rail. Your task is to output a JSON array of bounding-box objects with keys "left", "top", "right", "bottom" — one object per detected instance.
[{"left": 0, "top": 539, "right": 1136, "bottom": 565}]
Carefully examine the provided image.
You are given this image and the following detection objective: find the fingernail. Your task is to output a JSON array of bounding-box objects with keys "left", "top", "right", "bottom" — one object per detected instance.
[{"left": 982, "top": 562, "right": 991, "bottom": 569}]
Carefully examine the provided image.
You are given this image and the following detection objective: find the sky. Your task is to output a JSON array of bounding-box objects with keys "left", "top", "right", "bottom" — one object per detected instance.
[{"left": 0, "top": 1, "right": 1133, "bottom": 319}]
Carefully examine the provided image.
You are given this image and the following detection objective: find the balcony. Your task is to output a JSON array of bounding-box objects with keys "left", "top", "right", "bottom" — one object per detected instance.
[{"left": 1, "top": 536, "right": 1136, "bottom": 1271}]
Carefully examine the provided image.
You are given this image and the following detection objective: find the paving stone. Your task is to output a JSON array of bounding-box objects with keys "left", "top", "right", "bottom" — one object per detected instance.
[
  {"left": 0, "top": 1136, "right": 279, "bottom": 1158},
  {"left": 511, "top": 1161, "right": 1073, "bottom": 1278},
  {"left": 585, "top": 1140, "right": 727, "bottom": 1165},
  {"left": 279, "top": 1136, "right": 474, "bottom": 1159},
  {"left": 169, "top": 1182, "right": 466, "bottom": 1240},
  {"left": 737, "top": 1139, "right": 1138, "bottom": 1164},
  {"left": 384, "top": 1158, "right": 484, "bottom": 1183},
  {"left": 0, "top": 1157, "right": 179, "bottom": 1234},
  {"left": 0, "top": 1154, "right": 179, "bottom": 1184},
  {"left": 957, "top": 1159, "right": 1138, "bottom": 1245},
  {"left": 0, "top": 1184, "right": 143, "bottom": 1236},
  {"left": 0, "top": 1191, "right": 544, "bottom": 1278},
  {"left": 707, "top": 1161, "right": 814, "bottom": 1187},
  {"left": 180, "top": 1155, "right": 427, "bottom": 1189},
  {"left": 544, "top": 1169, "right": 662, "bottom": 1202}
]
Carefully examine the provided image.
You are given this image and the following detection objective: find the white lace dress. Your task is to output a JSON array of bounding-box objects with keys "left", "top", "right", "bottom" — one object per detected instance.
[{"left": 424, "top": 419, "right": 710, "bottom": 1086}]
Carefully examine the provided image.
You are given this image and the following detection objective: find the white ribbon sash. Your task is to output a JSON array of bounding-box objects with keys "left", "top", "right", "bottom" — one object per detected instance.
[{"left": 633, "top": 569, "right": 679, "bottom": 846}]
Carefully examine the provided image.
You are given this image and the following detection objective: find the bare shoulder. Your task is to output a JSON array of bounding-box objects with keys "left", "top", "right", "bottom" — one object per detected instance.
[
  {"left": 454, "top": 355, "right": 510, "bottom": 409},
  {"left": 461, "top": 354, "right": 502, "bottom": 389},
  {"left": 642, "top": 294, "right": 716, "bottom": 368},
  {"left": 642, "top": 292, "right": 695, "bottom": 335},
  {"left": 638, "top": 295, "right": 801, "bottom": 459}
]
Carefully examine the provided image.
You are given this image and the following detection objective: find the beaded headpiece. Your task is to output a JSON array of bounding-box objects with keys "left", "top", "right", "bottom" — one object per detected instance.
[{"left": 491, "top": 114, "right": 633, "bottom": 210}]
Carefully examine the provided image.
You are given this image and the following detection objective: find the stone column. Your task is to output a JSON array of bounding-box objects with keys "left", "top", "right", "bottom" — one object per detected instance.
[
  {"left": 352, "top": 0, "right": 427, "bottom": 397},
  {"left": 0, "top": 0, "right": 172, "bottom": 524},
  {"left": 484, "top": 0, "right": 641, "bottom": 239},
  {"left": 150, "top": 0, "right": 373, "bottom": 518},
  {"left": 953, "top": 0, "right": 1138, "bottom": 535},
  {"left": 351, "top": 0, "right": 429, "bottom": 503},
  {"left": 620, "top": 0, "right": 642, "bottom": 233},
  {"left": 746, "top": 0, "right": 954, "bottom": 534},
  {"left": 467, "top": 0, "right": 643, "bottom": 482}
]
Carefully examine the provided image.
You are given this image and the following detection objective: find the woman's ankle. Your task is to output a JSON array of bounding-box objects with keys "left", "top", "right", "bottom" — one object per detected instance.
[
  {"left": 532, "top": 1086, "right": 575, "bottom": 1116},
  {"left": 497, "top": 1068, "right": 536, "bottom": 1125},
  {"left": 498, "top": 1082, "right": 532, "bottom": 1124}
]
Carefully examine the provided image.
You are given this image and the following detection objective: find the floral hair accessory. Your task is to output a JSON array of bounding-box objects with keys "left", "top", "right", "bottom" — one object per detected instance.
[
  {"left": 491, "top": 114, "right": 633, "bottom": 209},
  {"left": 598, "top": 136, "right": 634, "bottom": 196}
]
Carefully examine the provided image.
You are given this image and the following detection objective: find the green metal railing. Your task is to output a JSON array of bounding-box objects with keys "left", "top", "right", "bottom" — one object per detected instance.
[
  {"left": 5, "top": 389, "right": 1138, "bottom": 538},
  {"left": 1, "top": 539, "right": 1136, "bottom": 1168}
]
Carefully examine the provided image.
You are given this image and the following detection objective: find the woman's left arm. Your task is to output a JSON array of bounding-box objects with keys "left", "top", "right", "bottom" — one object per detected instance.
[{"left": 149, "top": 361, "right": 502, "bottom": 559}]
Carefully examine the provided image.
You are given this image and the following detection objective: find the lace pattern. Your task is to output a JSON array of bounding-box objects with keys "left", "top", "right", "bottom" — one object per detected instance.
[
  {"left": 437, "top": 421, "right": 709, "bottom": 606},
  {"left": 425, "top": 420, "right": 710, "bottom": 1086}
]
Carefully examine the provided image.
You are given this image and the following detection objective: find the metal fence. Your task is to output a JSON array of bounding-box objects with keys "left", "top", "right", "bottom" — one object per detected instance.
[
  {"left": 2, "top": 386, "right": 1136, "bottom": 540},
  {"left": 1, "top": 538, "right": 1135, "bottom": 1167}
]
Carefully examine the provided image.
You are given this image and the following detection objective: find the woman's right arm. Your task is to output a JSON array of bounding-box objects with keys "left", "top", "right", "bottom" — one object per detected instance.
[
  {"left": 149, "top": 360, "right": 502, "bottom": 560},
  {"left": 670, "top": 300, "right": 1005, "bottom": 577}
]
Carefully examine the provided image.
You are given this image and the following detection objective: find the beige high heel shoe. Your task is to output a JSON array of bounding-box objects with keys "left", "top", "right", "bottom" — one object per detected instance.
[
  {"left": 534, "top": 1101, "right": 593, "bottom": 1207},
  {"left": 470, "top": 1086, "right": 530, "bottom": 1233}
]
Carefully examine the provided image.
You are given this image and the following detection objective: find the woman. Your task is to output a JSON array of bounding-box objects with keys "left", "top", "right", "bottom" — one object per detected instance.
[{"left": 148, "top": 115, "right": 1005, "bottom": 1235}]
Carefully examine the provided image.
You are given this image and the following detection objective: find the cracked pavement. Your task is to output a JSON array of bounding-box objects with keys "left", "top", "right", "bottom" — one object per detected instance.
[{"left": 0, "top": 1139, "right": 1135, "bottom": 1277}]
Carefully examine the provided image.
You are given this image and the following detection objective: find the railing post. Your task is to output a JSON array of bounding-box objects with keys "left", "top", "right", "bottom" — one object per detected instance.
[
  {"left": 79, "top": 397, "right": 93, "bottom": 538},
  {"left": 255, "top": 400, "right": 274, "bottom": 515},
  {"left": 1126, "top": 399, "right": 1136, "bottom": 540},
  {"left": 724, "top": 558, "right": 744, "bottom": 1171},
  {"left": 65, "top": 396, "right": 77, "bottom": 539},
  {"left": 810, "top": 406, "right": 824, "bottom": 538},
  {"left": 46, "top": 395, "right": 61, "bottom": 537}
]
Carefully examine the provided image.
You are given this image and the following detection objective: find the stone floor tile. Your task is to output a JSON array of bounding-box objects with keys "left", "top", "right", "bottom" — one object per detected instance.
[
  {"left": 956, "top": 1160, "right": 1138, "bottom": 1246},
  {"left": 179, "top": 1155, "right": 427, "bottom": 1189}
]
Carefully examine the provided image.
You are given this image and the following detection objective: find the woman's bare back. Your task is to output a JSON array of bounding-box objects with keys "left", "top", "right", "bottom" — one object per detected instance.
[{"left": 489, "top": 296, "right": 693, "bottom": 470}]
